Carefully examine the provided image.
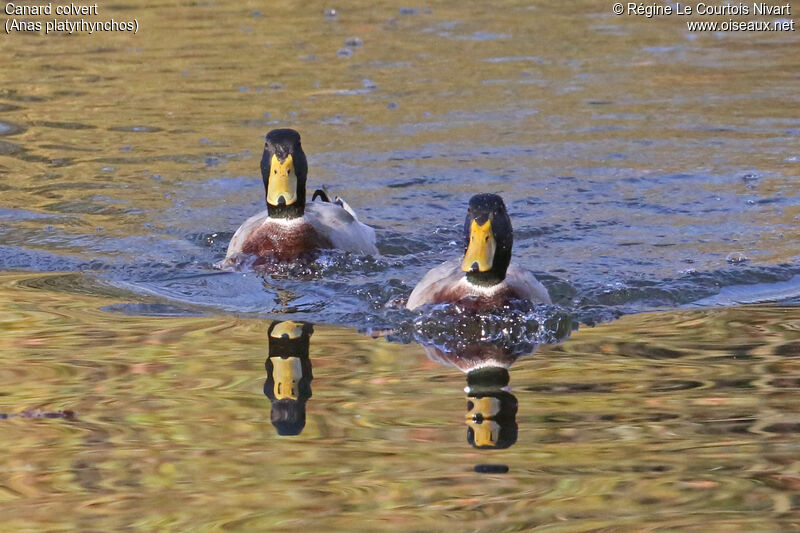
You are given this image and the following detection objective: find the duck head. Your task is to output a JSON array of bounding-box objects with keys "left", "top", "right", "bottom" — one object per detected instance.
[
  {"left": 461, "top": 193, "right": 513, "bottom": 287},
  {"left": 261, "top": 128, "right": 309, "bottom": 219},
  {"left": 418, "top": 334, "right": 532, "bottom": 450},
  {"left": 465, "top": 367, "right": 518, "bottom": 449},
  {"left": 265, "top": 320, "right": 314, "bottom": 436}
]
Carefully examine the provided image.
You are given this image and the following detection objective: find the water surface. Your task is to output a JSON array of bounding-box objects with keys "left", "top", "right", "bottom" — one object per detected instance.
[
  {"left": 4, "top": 274, "right": 800, "bottom": 530},
  {"left": 1, "top": 0, "right": 798, "bottom": 326},
  {"left": 2, "top": 0, "right": 800, "bottom": 529}
]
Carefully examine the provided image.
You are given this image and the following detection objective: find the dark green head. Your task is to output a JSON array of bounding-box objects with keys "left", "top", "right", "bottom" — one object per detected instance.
[
  {"left": 465, "top": 366, "right": 517, "bottom": 450},
  {"left": 261, "top": 128, "right": 309, "bottom": 219},
  {"left": 264, "top": 320, "right": 314, "bottom": 436},
  {"left": 462, "top": 194, "right": 513, "bottom": 287}
]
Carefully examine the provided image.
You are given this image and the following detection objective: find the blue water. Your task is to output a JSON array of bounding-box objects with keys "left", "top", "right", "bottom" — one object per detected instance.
[
  {"left": 3, "top": 157, "right": 800, "bottom": 338},
  {"left": 4, "top": 3, "right": 800, "bottom": 530},
  {"left": 1, "top": 0, "right": 799, "bottom": 341}
]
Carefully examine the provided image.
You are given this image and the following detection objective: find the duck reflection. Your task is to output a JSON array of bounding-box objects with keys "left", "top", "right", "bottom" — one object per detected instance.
[
  {"left": 465, "top": 366, "right": 518, "bottom": 449},
  {"left": 265, "top": 320, "right": 314, "bottom": 436},
  {"left": 423, "top": 339, "right": 535, "bottom": 450}
]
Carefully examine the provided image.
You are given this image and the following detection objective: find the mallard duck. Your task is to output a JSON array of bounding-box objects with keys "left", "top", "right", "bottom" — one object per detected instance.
[
  {"left": 406, "top": 193, "right": 551, "bottom": 310},
  {"left": 221, "top": 129, "right": 378, "bottom": 268},
  {"left": 265, "top": 320, "right": 314, "bottom": 436}
]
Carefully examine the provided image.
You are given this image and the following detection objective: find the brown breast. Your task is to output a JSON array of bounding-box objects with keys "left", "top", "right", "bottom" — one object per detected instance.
[
  {"left": 241, "top": 220, "right": 333, "bottom": 262},
  {"left": 431, "top": 284, "right": 519, "bottom": 313}
]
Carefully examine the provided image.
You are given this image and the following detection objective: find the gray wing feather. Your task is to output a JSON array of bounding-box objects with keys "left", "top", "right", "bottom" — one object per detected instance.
[
  {"left": 305, "top": 201, "right": 378, "bottom": 255},
  {"left": 406, "top": 259, "right": 463, "bottom": 310},
  {"left": 505, "top": 263, "right": 552, "bottom": 304}
]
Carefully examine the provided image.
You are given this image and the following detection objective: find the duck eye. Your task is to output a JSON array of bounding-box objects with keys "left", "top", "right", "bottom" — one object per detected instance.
[{"left": 273, "top": 168, "right": 277, "bottom": 174}]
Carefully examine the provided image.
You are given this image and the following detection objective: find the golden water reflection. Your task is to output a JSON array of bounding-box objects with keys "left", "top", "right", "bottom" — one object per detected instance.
[
  {"left": 421, "top": 339, "right": 533, "bottom": 453},
  {"left": 265, "top": 320, "right": 315, "bottom": 436},
  {"left": 1, "top": 0, "right": 800, "bottom": 529},
  {"left": 5, "top": 273, "right": 800, "bottom": 529}
]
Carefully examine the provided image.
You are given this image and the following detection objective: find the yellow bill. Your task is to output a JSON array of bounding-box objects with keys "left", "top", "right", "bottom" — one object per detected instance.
[
  {"left": 466, "top": 396, "right": 502, "bottom": 420},
  {"left": 270, "top": 321, "right": 304, "bottom": 340},
  {"left": 467, "top": 419, "right": 501, "bottom": 447},
  {"left": 272, "top": 356, "right": 303, "bottom": 400},
  {"left": 466, "top": 397, "right": 502, "bottom": 447},
  {"left": 461, "top": 219, "right": 496, "bottom": 272},
  {"left": 266, "top": 154, "right": 297, "bottom": 206}
]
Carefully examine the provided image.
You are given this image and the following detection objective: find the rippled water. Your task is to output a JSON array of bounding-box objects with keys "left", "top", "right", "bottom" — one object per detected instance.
[
  {"left": 5, "top": 275, "right": 800, "bottom": 530},
  {"left": 1, "top": 0, "right": 799, "bottom": 328},
  {"left": 2, "top": 0, "right": 800, "bottom": 529}
]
